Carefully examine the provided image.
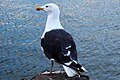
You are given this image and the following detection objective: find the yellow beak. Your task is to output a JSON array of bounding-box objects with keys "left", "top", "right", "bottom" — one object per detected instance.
[{"left": 36, "top": 6, "right": 44, "bottom": 11}]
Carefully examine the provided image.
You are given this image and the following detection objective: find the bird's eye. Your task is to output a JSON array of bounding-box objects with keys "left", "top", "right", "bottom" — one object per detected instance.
[{"left": 46, "top": 6, "right": 48, "bottom": 8}]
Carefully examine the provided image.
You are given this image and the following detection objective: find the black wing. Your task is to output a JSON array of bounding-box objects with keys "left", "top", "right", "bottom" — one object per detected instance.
[
  {"left": 41, "top": 29, "right": 78, "bottom": 63},
  {"left": 41, "top": 29, "right": 87, "bottom": 73}
]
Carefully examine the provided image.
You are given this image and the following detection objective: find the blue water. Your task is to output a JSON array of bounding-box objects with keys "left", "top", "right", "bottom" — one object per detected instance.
[{"left": 0, "top": 0, "right": 120, "bottom": 80}]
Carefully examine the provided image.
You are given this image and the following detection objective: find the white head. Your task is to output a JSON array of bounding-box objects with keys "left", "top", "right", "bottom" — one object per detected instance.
[
  {"left": 36, "top": 3, "right": 60, "bottom": 15},
  {"left": 36, "top": 3, "right": 64, "bottom": 36}
]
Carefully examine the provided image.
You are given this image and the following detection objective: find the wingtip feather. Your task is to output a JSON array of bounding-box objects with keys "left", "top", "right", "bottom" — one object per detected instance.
[{"left": 81, "top": 66, "right": 87, "bottom": 72}]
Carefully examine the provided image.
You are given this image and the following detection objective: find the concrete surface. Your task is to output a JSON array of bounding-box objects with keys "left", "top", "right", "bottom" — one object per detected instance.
[{"left": 0, "top": 0, "right": 120, "bottom": 80}]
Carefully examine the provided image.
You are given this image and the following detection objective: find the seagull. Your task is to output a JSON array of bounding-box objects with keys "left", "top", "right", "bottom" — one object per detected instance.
[{"left": 36, "top": 3, "right": 87, "bottom": 77}]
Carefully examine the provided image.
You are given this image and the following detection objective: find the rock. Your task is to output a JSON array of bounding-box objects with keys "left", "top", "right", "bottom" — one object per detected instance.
[{"left": 31, "top": 73, "right": 90, "bottom": 80}]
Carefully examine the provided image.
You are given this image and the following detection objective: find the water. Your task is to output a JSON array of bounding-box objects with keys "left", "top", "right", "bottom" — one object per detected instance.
[{"left": 0, "top": 0, "right": 120, "bottom": 80}]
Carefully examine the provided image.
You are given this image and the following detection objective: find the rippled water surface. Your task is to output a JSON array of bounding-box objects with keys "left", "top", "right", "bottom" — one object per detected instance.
[{"left": 0, "top": 0, "right": 120, "bottom": 80}]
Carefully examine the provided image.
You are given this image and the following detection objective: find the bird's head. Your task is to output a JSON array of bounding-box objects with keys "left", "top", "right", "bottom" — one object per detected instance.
[{"left": 36, "top": 3, "right": 60, "bottom": 14}]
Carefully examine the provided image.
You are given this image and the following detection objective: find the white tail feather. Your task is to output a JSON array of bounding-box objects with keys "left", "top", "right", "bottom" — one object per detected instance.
[
  {"left": 81, "top": 66, "right": 87, "bottom": 72},
  {"left": 62, "top": 65, "right": 78, "bottom": 77}
]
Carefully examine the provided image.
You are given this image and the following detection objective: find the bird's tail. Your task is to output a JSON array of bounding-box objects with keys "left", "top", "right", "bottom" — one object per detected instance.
[
  {"left": 63, "top": 65, "right": 77, "bottom": 77},
  {"left": 70, "top": 62, "right": 87, "bottom": 73},
  {"left": 63, "top": 61, "right": 87, "bottom": 77}
]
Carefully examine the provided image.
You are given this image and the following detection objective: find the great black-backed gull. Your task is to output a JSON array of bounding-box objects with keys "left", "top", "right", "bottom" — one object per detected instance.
[{"left": 36, "top": 3, "right": 87, "bottom": 77}]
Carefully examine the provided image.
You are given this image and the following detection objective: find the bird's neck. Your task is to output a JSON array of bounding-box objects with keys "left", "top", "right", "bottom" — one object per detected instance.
[
  {"left": 41, "top": 12, "right": 64, "bottom": 38},
  {"left": 45, "top": 13, "right": 64, "bottom": 31}
]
